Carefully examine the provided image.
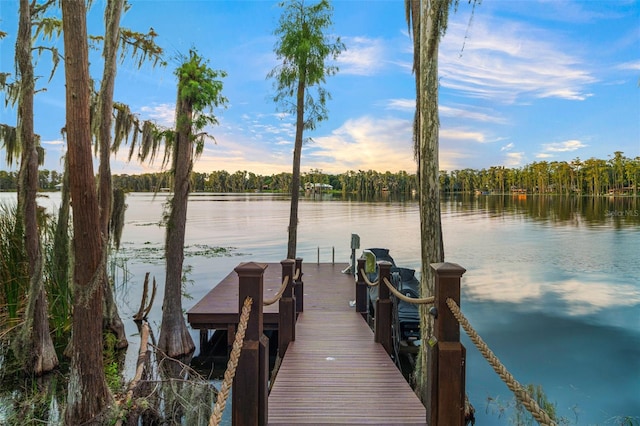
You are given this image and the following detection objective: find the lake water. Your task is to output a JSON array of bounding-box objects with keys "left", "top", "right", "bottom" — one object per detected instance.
[{"left": 2, "top": 191, "right": 639, "bottom": 425}]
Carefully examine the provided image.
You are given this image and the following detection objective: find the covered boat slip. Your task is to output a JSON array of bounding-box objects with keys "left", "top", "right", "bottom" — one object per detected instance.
[{"left": 187, "top": 262, "right": 426, "bottom": 425}]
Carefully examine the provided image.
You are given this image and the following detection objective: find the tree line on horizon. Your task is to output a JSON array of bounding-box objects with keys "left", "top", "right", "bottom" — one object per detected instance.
[{"left": 2, "top": 151, "right": 637, "bottom": 196}]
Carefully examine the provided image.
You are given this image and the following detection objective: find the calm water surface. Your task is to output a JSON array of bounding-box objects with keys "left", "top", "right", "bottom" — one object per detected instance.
[{"left": 3, "top": 192, "right": 639, "bottom": 425}]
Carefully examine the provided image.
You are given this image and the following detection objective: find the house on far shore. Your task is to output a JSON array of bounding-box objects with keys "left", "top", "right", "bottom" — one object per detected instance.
[{"left": 304, "top": 182, "right": 333, "bottom": 192}]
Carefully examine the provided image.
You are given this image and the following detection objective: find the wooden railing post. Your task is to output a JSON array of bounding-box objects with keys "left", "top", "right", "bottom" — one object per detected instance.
[
  {"left": 232, "top": 262, "right": 269, "bottom": 426},
  {"left": 427, "top": 262, "right": 466, "bottom": 426},
  {"left": 279, "top": 259, "right": 296, "bottom": 356},
  {"left": 374, "top": 260, "right": 393, "bottom": 356},
  {"left": 294, "top": 257, "right": 304, "bottom": 313},
  {"left": 356, "top": 257, "right": 367, "bottom": 318}
]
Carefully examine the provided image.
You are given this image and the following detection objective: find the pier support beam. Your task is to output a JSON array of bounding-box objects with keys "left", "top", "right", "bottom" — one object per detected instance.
[
  {"left": 427, "top": 262, "right": 466, "bottom": 426},
  {"left": 375, "top": 261, "right": 393, "bottom": 356},
  {"left": 279, "top": 259, "right": 296, "bottom": 356},
  {"left": 233, "top": 262, "right": 269, "bottom": 426},
  {"left": 356, "top": 257, "right": 368, "bottom": 318},
  {"left": 294, "top": 257, "right": 304, "bottom": 313}
]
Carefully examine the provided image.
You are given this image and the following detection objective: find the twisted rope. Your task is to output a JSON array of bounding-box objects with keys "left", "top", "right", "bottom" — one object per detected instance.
[
  {"left": 382, "top": 277, "right": 435, "bottom": 305},
  {"left": 293, "top": 268, "right": 301, "bottom": 281},
  {"left": 359, "top": 269, "right": 379, "bottom": 287},
  {"left": 263, "top": 275, "right": 290, "bottom": 306},
  {"left": 446, "top": 298, "right": 556, "bottom": 426},
  {"left": 209, "top": 296, "right": 253, "bottom": 426}
]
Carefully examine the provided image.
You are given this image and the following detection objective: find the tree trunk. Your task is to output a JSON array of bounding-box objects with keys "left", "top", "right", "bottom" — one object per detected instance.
[
  {"left": 62, "top": 0, "right": 112, "bottom": 422},
  {"left": 52, "top": 157, "right": 71, "bottom": 325},
  {"left": 286, "top": 76, "right": 306, "bottom": 259},
  {"left": 15, "top": 0, "right": 58, "bottom": 375},
  {"left": 98, "top": 0, "right": 128, "bottom": 350},
  {"left": 157, "top": 95, "right": 195, "bottom": 357},
  {"left": 415, "top": 0, "right": 445, "bottom": 403}
]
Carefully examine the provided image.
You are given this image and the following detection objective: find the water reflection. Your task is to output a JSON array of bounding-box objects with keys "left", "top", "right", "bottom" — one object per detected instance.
[{"left": 444, "top": 193, "right": 640, "bottom": 227}]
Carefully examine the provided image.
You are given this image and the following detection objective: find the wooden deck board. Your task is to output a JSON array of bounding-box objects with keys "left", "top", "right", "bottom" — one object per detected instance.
[
  {"left": 187, "top": 262, "right": 426, "bottom": 424},
  {"left": 268, "top": 310, "right": 426, "bottom": 425}
]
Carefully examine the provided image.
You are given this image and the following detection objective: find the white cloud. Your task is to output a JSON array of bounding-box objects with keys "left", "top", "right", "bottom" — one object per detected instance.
[
  {"left": 440, "top": 105, "right": 506, "bottom": 124},
  {"left": 616, "top": 60, "right": 640, "bottom": 71},
  {"left": 439, "top": 149, "right": 473, "bottom": 171},
  {"left": 305, "top": 116, "right": 415, "bottom": 173},
  {"left": 500, "top": 143, "right": 514, "bottom": 152},
  {"left": 503, "top": 152, "right": 525, "bottom": 167},
  {"left": 439, "top": 17, "right": 597, "bottom": 103},
  {"left": 42, "top": 139, "right": 65, "bottom": 147},
  {"left": 386, "top": 98, "right": 415, "bottom": 111},
  {"left": 337, "top": 36, "right": 386, "bottom": 76},
  {"left": 542, "top": 140, "right": 587, "bottom": 152},
  {"left": 440, "top": 128, "right": 485, "bottom": 143},
  {"left": 139, "top": 103, "right": 175, "bottom": 127}
]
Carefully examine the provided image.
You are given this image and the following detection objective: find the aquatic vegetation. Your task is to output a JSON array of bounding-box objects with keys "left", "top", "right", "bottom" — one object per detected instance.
[
  {"left": 486, "top": 383, "right": 575, "bottom": 425},
  {"left": 114, "top": 241, "right": 244, "bottom": 265}
]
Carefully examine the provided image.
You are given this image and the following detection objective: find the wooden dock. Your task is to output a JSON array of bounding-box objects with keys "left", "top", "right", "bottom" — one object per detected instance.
[{"left": 187, "top": 262, "right": 426, "bottom": 425}]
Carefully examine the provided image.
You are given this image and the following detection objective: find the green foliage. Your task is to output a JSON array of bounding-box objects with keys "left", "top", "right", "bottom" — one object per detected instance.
[
  {"left": 0, "top": 203, "right": 27, "bottom": 322},
  {"left": 608, "top": 416, "right": 640, "bottom": 426},
  {"left": 42, "top": 207, "right": 72, "bottom": 341},
  {"left": 0, "top": 200, "right": 73, "bottom": 345},
  {"left": 119, "top": 27, "right": 166, "bottom": 68},
  {"left": 267, "top": 0, "right": 344, "bottom": 131},
  {"left": 486, "top": 383, "right": 575, "bottom": 425},
  {"left": 32, "top": 13, "right": 64, "bottom": 85},
  {"left": 0, "top": 124, "right": 18, "bottom": 166},
  {"left": 103, "top": 331, "right": 123, "bottom": 392},
  {"left": 174, "top": 49, "right": 228, "bottom": 140}
]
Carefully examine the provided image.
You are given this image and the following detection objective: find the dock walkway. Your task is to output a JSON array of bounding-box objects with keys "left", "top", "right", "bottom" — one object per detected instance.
[{"left": 188, "top": 263, "right": 426, "bottom": 425}]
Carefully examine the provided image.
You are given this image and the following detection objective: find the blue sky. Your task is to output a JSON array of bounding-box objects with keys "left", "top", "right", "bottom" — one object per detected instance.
[{"left": 1, "top": 0, "right": 639, "bottom": 175}]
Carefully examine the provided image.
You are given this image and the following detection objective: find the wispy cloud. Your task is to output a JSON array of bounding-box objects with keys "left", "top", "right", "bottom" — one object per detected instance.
[
  {"left": 616, "top": 60, "right": 640, "bottom": 71},
  {"left": 501, "top": 143, "right": 514, "bottom": 152},
  {"left": 440, "top": 18, "right": 596, "bottom": 103},
  {"left": 139, "top": 103, "right": 175, "bottom": 127},
  {"left": 42, "top": 139, "right": 65, "bottom": 147},
  {"left": 542, "top": 140, "right": 587, "bottom": 152},
  {"left": 385, "top": 98, "right": 414, "bottom": 111},
  {"left": 337, "top": 36, "right": 386, "bottom": 76},
  {"left": 440, "top": 105, "right": 506, "bottom": 124},
  {"left": 440, "top": 128, "right": 486, "bottom": 143}
]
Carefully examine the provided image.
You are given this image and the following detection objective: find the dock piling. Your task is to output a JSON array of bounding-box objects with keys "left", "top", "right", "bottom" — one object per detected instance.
[
  {"left": 355, "top": 257, "right": 368, "bottom": 317},
  {"left": 374, "top": 260, "right": 393, "bottom": 356},
  {"left": 232, "top": 262, "right": 269, "bottom": 426},
  {"left": 427, "top": 262, "right": 466, "bottom": 426},
  {"left": 294, "top": 257, "right": 304, "bottom": 313},
  {"left": 279, "top": 259, "right": 296, "bottom": 356}
]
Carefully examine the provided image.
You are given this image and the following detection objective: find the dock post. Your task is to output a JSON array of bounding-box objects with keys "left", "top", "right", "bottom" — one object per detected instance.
[
  {"left": 374, "top": 260, "right": 393, "bottom": 356},
  {"left": 279, "top": 259, "right": 296, "bottom": 356},
  {"left": 232, "top": 262, "right": 269, "bottom": 426},
  {"left": 356, "top": 257, "right": 368, "bottom": 318},
  {"left": 294, "top": 257, "right": 304, "bottom": 313},
  {"left": 427, "top": 262, "right": 466, "bottom": 426}
]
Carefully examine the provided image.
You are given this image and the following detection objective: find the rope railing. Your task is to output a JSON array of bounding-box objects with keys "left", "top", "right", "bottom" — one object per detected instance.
[
  {"left": 209, "top": 296, "right": 253, "bottom": 426},
  {"left": 381, "top": 277, "right": 435, "bottom": 305},
  {"left": 445, "top": 298, "right": 557, "bottom": 426},
  {"left": 293, "top": 268, "right": 301, "bottom": 281},
  {"left": 263, "top": 275, "right": 290, "bottom": 306},
  {"left": 359, "top": 269, "right": 379, "bottom": 287}
]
